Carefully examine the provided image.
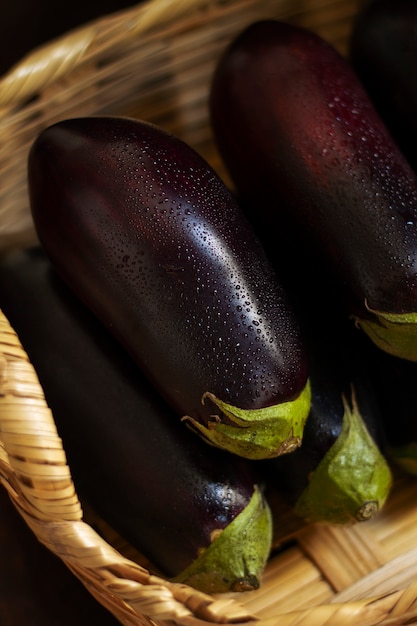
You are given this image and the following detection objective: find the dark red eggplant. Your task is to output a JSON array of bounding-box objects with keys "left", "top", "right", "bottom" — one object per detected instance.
[
  {"left": 350, "top": 0, "right": 417, "bottom": 172},
  {"left": 209, "top": 19, "right": 417, "bottom": 363},
  {"left": 0, "top": 246, "right": 273, "bottom": 593},
  {"left": 27, "top": 115, "right": 311, "bottom": 460}
]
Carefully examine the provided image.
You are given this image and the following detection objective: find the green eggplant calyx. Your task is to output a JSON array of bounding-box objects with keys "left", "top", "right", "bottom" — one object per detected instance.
[
  {"left": 172, "top": 486, "right": 272, "bottom": 594},
  {"left": 182, "top": 380, "right": 311, "bottom": 460},
  {"left": 353, "top": 303, "right": 417, "bottom": 361},
  {"left": 388, "top": 442, "right": 417, "bottom": 477},
  {"left": 294, "top": 387, "right": 393, "bottom": 525}
]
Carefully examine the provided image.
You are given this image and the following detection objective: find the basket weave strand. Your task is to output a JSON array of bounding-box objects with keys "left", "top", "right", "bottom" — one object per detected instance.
[{"left": 2, "top": 0, "right": 417, "bottom": 624}]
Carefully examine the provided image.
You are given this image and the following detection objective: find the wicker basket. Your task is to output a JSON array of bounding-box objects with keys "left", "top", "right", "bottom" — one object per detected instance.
[{"left": 2, "top": 0, "right": 417, "bottom": 624}]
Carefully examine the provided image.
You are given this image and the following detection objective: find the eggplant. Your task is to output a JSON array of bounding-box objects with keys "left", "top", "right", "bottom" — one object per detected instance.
[
  {"left": 0, "top": 246, "right": 273, "bottom": 593},
  {"left": 253, "top": 223, "right": 392, "bottom": 525},
  {"left": 261, "top": 311, "right": 392, "bottom": 525},
  {"left": 27, "top": 116, "right": 311, "bottom": 460},
  {"left": 209, "top": 19, "right": 417, "bottom": 363},
  {"left": 350, "top": 0, "right": 417, "bottom": 172}
]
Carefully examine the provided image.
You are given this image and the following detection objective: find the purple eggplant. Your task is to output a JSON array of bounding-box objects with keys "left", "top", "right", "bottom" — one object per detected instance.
[
  {"left": 27, "top": 116, "right": 311, "bottom": 460},
  {"left": 0, "top": 246, "right": 273, "bottom": 593},
  {"left": 209, "top": 19, "right": 417, "bottom": 362},
  {"left": 261, "top": 307, "right": 392, "bottom": 525},
  {"left": 350, "top": 0, "right": 417, "bottom": 172},
  {"left": 243, "top": 208, "right": 393, "bottom": 525}
]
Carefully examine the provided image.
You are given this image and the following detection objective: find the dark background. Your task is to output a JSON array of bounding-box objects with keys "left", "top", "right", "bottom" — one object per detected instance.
[{"left": 1, "top": 0, "right": 140, "bottom": 76}]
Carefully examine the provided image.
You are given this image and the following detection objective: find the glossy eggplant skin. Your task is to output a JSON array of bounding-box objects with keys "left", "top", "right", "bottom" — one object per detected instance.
[
  {"left": 209, "top": 20, "right": 417, "bottom": 361},
  {"left": 350, "top": 0, "right": 417, "bottom": 172},
  {"left": 28, "top": 116, "right": 311, "bottom": 460},
  {"left": 0, "top": 247, "right": 272, "bottom": 591}
]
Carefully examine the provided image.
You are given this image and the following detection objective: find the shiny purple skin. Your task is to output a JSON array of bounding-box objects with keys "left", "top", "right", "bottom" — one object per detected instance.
[
  {"left": 28, "top": 116, "right": 307, "bottom": 428},
  {"left": 209, "top": 20, "right": 417, "bottom": 317}
]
